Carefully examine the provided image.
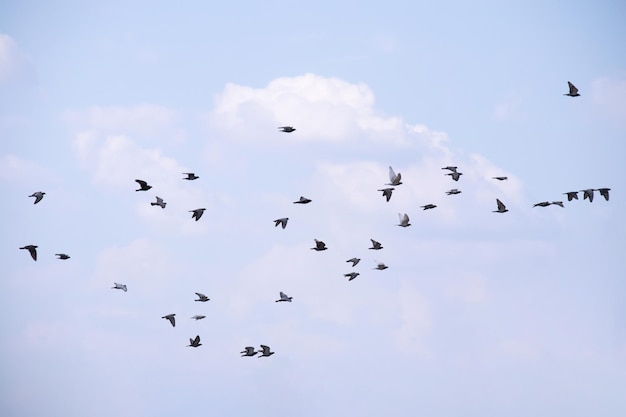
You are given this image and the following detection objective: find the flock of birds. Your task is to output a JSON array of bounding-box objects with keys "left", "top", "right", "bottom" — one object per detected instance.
[{"left": 18, "top": 81, "right": 611, "bottom": 356}]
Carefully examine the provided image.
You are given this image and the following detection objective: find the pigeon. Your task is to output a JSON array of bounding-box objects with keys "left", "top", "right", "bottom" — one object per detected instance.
[
  {"left": 241, "top": 346, "right": 258, "bottom": 357},
  {"left": 369, "top": 239, "right": 383, "bottom": 250},
  {"left": 311, "top": 239, "right": 327, "bottom": 251},
  {"left": 55, "top": 253, "right": 70, "bottom": 260},
  {"left": 344, "top": 272, "right": 360, "bottom": 281},
  {"left": 20, "top": 245, "right": 38, "bottom": 261},
  {"left": 162, "top": 314, "right": 176, "bottom": 327},
  {"left": 563, "top": 191, "right": 578, "bottom": 201},
  {"left": 191, "top": 315, "right": 206, "bottom": 320},
  {"left": 446, "top": 189, "right": 462, "bottom": 195},
  {"left": 374, "top": 261, "right": 388, "bottom": 270},
  {"left": 441, "top": 166, "right": 458, "bottom": 172},
  {"left": 378, "top": 187, "right": 395, "bottom": 202},
  {"left": 551, "top": 201, "right": 564, "bottom": 207},
  {"left": 183, "top": 173, "right": 199, "bottom": 180},
  {"left": 111, "top": 282, "right": 127, "bottom": 292},
  {"left": 293, "top": 196, "right": 312, "bottom": 204},
  {"left": 421, "top": 204, "right": 437, "bottom": 210},
  {"left": 274, "top": 218, "right": 289, "bottom": 229},
  {"left": 564, "top": 81, "right": 580, "bottom": 97},
  {"left": 190, "top": 208, "right": 206, "bottom": 221},
  {"left": 446, "top": 172, "right": 463, "bottom": 181},
  {"left": 581, "top": 189, "right": 595, "bottom": 202},
  {"left": 533, "top": 201, "right": 551, "bottom": 207},
  {"left": 397, "top": 213, "right": 411, "bottom": 227},
  {"left": 275, "top": 292, "right": 293, "bottom": 302},
  {"left": 258, "top": 345, "right": 275, "bottom": 357},
  {"left": 135, "top": 179, "right": 152, "bottom": 191},
  {"left": 151, "top": 196, "right": 166, "bottom": 209},
  {"left": 597, "top": 188, "right": 610, "bottom": 201},
  {"left": 493, "top": 199, "right": 508, "bottom": 213},
  {"left": 346, "top": 257, "right": 361, "bottom": 267},
  {"left": 187, "top": 335, "right": 202, "bottom": 347},
  {"left": 29, "top": 191, "right": 45, "bottom": 204},
  {"left": 387, "top": 166, "right": 402, "bottom": 186},
  {"left": 195, "top": 293, "right": 210, "bottom": 302},
  {"left": 278, "top": 126, "right": 296, "bottom": 133},
  {"left": 492, "top": 176, "right": 508, "bottom": 181}
]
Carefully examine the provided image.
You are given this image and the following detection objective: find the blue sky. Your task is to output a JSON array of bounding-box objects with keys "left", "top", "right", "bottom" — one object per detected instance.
[{"left": 1, "top": 1, "right": 625, "bottom": 416}]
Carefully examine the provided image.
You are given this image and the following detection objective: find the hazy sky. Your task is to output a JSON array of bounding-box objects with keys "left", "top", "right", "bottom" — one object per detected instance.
[{"left": 1, "top": 1, "right": 625, "bottom": 416}]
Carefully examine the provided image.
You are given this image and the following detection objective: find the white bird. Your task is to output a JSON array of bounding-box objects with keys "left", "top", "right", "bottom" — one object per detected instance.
[
  {"left": 278, "top": 126, "right": 296, "bottom": 132},
  {"left": 183, "top": 172, "right": 199, "bottom": 180},
  {"left": 397, "top": 213, "right": 411, "bottom": 227},
  {"left": 446, "top": 189, "right": 462, "bottom": 195},
  {"left": 258, "top": 345, "right": 275, "bottom": 357},
  {"left": 190, "top": 208, "right": 206, "bottom": 221},
  {"left": 191, "top": 315, "right": 206, "bottom": 320},
  {"left": 162, "top": 314, "right": 176, "bottom": 327},
  {"left": 564, "top": 81, "right": 580, "bottom": 97},
  {"left": 151, "top": 196, "right": 166, "bottom": 208},
  {"left": 241, "top": 346, "right": 257, "bottom": 357},
  {"left": 111, "top": 282, "right": 127, "bottom": 292},
  {"left": 597, "top": 188, "right": 610, "bottom": 201},
  {"left": 275, "top": 292, "right": 293, "bottom": 302},
  {"left": 55, "top": 253, "right": 70, "bottom": 260},
  {"left": 20, "top": 245, "right": 38, "bottom": 261},
  {"left": 378, "top": 187, "right": 395, "bottom": 202},
  {"left": 195, "top": 293, "right": 210, "bottom": 302},
  {"left": 373, "top": 261, "right": 388, "bottom": 270},
  {"left": 369, "top": 239, "right": 383, "bottom": 250},
  {"left": 446, "top": 172, "right": 463, "bottom": 181},
  {"left": 346, "top": 257, "right": 361, "bottom": 267},
  {"left": 344, "top": 272, "right": 360, "bottom": 281},
  {"left": 563, "top": 191, "right": 578, "bottom": 201},
  {"left": 581, "top": 189, "right": 595, "bottom": 202},
  {"left": 293, "top": 196, "right": 312, "bottom": 204},
  {"left": 274, "top": 218, "right": 289, "bottom": 229},
  {"left": 387, "top": 166, "right": 402, "bottom": 186},
  {"left": 493, "top": 199, "right": 508, "bottom": 213},
  {"left": 29, "top": 191, "right": 45, "bottom": 204},
  {"left": 311, "top": 239, "right": 327, "bottom": 251},
  {"left": 187, "top": 335, "right": 202, "bottom": 347}
]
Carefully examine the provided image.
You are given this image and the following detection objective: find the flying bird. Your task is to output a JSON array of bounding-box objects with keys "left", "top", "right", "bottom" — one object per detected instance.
[
  {"left": 493, "top": 199, "right": 508, "bottom": 213},
  {"left": 374, "top": 261, "right": 388, "bottom": 270},
  {"left": 563, "top": 191, "right": 578, "bottom": 201},
  {"left": 183, "top": 173, "right": 199, "bottom": 180},
  {"left": 195, "top": 293, "right": 210, "bottom": 302},
  {"left": 421, "top": 204, "right": 437, "bottom": 210},
  {"left": 441, "top": 166, "right": 458, "bottom": 172},
  {"left": 111, "top": 282, "right": 127, "bottom": 292},
  {"left": 346, "top": 257, "right": 361, "bottom": 267},
  {"left": 162, "top": 314, "right": 176, "bottom": 327},
  {"left": 378, "top": 187, "right": 395, "bottom": 202},
  {"left": 274, "top": 218, "right": 289, "bottom": 229},
  {"left": 311, "top": 239, "right": 327, "bottom": 251},
  {"left": 293, "top": 196, "right": 312, "bottom": 204},
  {"left": 581, "top": 189, "right": 595, "bottom": 202},
  {"left": 258, "top": 345, "right": 275, "bottom": 357},
  {"left": 241, "top": 347, "right": 257, "bottom": 357},
  {"left": 55, "top": 253, "right": 70, "bottom": 260},
  {"left": 135, "top": 179, "right": 152, "bottom": 191},
  {"left": 29, "top": 191, "right": 45, "bottom": 204},
  {"left": 191, "top": 315, "right": 206, "bottom": 320},
  {"left": 151, "top": 196, "right": 166, "bottom": 209},
  {"left": 492, "top": 176, "right": 508, "bottom": 181},
  {"left": 533, "top": 201, "right": 551, "bottom": 207},
  {"left": 551, "top": 201, "right": 564, "bottom": 207},
  {"left": 369, "top": 239, "right": 383, "bottom": 250},
  {"left": 446, "top": 172, "right": 463, "bottom": 181},
  {"left": 397, "top": 213, "right": 411, "bottom": 227},
  {"left": 278, "top": 126, "right": 296, "bottom": 132},
  {"left": 275, "top": 292, "right": 293, "bottom": 302},
  {"left": 187, "top": 335, "right": 202, "bottom": 348},
  {"left": 344, "top": 272, "right": 360, "bottom": 281},
  {"left": 597, "top": 188, "right": 610, "bottom": 201},
  {"left": 190, "top": 208, "right": 206, "bottom": 221},
  {"left": 387, "top": 166, "right": 402, "bottom": 186},
  {"left": 446, "top": 189, "right": 462, "bottom": 195},
  {"left": 20, "top": 245, "right": 38, "bottom": 261},
  {"left": 564, "top": 81, "right": 580, "bottom": 97}
]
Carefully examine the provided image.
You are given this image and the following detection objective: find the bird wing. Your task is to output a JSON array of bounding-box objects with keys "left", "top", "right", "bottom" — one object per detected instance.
[
  {"left": 568, "top": 82, "right": 578, "bottom": 95},
  {"left": 388, "top": 166, "right": 397, "bottom": 182},
  {"left": 496, "top": 199, "right": 506, "bottom": 210},
  {"left": 135, "top": 179, "right": 147, "bottom": 187}
]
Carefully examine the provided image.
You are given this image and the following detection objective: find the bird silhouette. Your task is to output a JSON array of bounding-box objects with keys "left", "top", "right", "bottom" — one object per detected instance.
[
  {"left": 190, "top": 208, "right": 206, "bottom": 221},
  {"left": 597, "top": 188, "right": 610, "bottom": 201},
  {"left": 274, "top": 218, "right": 289, "bottom": 229},
  {"left": 20, "top": 245, "right": 38, "bottom": 261},
  {"left": 135, "top": 179, "right": 152, "bottom": 191},
  {"left": 564, "top": 81, "right": 580, "bottom": 97},
  {"left": 162, "top": 314, "right": 176, "bottom": 327},
  {"left": 29, "top": 191, "right": 45, "bottom": 204},
  {"left": 293, "top": 196, "right": 312, "bottom": 204},
  {"left": 493, "top": 199, "right": 508, "bottom": 213},
  {"left": 378, "top": 187, "right": 395, "bottom": 202},
  {"left": 446, "top": 172, "right": 463, "bottom": 181},
  {"left": 151, "top": 196, "right": 166, "bottom": 208},
  {"left": 374, "top": 261, "right": 388, "bottom": 270},
  {"left": 258, "top": 345, "right": 275, "bottom": 357},
  {"left": 55, "top": 253, "right": 70, "bottom": 260},
  {"left": 111, "top": 283, "right": 127, "bottom": 292},
  {"left": 311, "top": 239, "right": 327, "bottom": 251},
  {"left": 441, "top": 166, "right": 458, "bottom": 172},
  {"left": 581, "top": 189, "right": 595, "bottom": 202},
  {"left": 195, "top": 293, "right": 210, "bottom": 302},
  {"left": 387, "top": 166, "right": 402, "bottom": 186},
  {"left": 191, "top": 315, "right": 206, "bottom": 320},
  {"left": 551, "top": 201, "right": 564, "bottom": 207},
  {"left": 275, "top": 292, "right": 293, "bottom": 302},
  {"left": 346, "top": 258, "right": 361, "bottom": 267},
  {"left": 187, "top": 335, "right": 202, "bottom": 347},
  {"left": 369, "top": 239, "right": 383, "bottom": 250},
  {"left": 421, "top": 204, "right": 437, "bottom": 210},
  {"left": 183, "top": 173, "right": 199, "bottom": 180},
  {"left": 241, "top": 346, "right": 257, "bottom": 357},
  {"left": 278, "top": 126, "right": 296, "bottom": 132},
  {"left": 397, "top": 213, "right": 411, "bottom": 227},
  {"left": 563, "top": 191, "right": 578, "bottom": 201},
  {"left": 344, "top": 272, "right": 360, "bottom": 281},
  {"left": 446, "top": 189, "right": 462, "bottom": 195},
  {"left": 492, "top": 176, "right": 508, "bottom": 181}
]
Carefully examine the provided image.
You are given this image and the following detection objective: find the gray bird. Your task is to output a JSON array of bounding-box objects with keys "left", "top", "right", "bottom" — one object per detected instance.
[
  {"left": 374, "top": 261, "right": 388, "bottom": 270},
  {"left": 111, "top": 282, "right": 127, "bottom": 292},
  {"left": 387, "top": 166, "right": 402, "bottom": 186},
  {"left": 151, "top": 196, "right": 166, "bottom": 208},
  {"left": 421, "top": 204, "right": 437, "bottom": 210},
  {"left": 446, "top": 189, "right": 462, "bottom": 195},
  {"left": 446, "top": 172, "right": 463, "bottom": 181},
  {"left": 241, "top": 346, "right": 258, "bottom": 357},
  {"left": 378, "top": 187, "right": 395, "bottom": 202},
  {"left": 187, "top": 335, "right": 202, "bottom": 347},
  {"left": 278, "top": 126, "right": 296, "bottom": 132},
  {"left": 162, "top": 314, "right": 176, "bottom": 327},
  {"left": 195, "top": 293, "right": 210, "bottom": 302},
  {"left": 275, "top": 292, "right": 293, "bottom": 302},
  {"left": 551, "top": 201, "right": 564, "bottom": 207},
  {"left": 55, "top": 253, "right": 70, "bottom": 260},
  {"left": 183, "top": 172, "right": 199, "bottom": 180},
  {"left": 20, "top": 245, "right": 38, "bottom": 261},
  {"left": 533, "top": 201, "right": 551, "bottom": 207},
  {"left": 597, "top": 188, "right": 610, "bottom": 201},
  {"left": 29, "top": 191, "right": 45, "bottom": 204},
  {"left": 344, "top": 272, "right": 360, "bottom": 281},
  {"left": 441, "top": 166, "right": 458, "bottom": 172},
  {"left": 493, "top": 199, "right": 508, "bottom": 213},
  {"left": 311, "top": 239, "right": 327, "bottom": 251},
  {"left": 191, "top": 315, "right": 206, "bottom": 320},
  {"left": 564, "top": 81, "right": 580, "bottom": 97},
  {"left": 492, "top": 176, "right": 508, "bottom": 181},
  {"left": 293, "top": 196, "right": 312, "bottom": 204},
  {"left": 258, "top": 345, "right": 275, "bottom": 357},
  {"left": 274, "top": 218, "right": 289, "bottom": 229},
  {"left": 397, "top": 213, "right": 411, "bottom": 227},
  {"left": 581, "top": 189, "right": 595, "bottom": 202},
  {"left": 369, "top": 239, "right": 383, "bottom": 250},
  {"left": 190, "top": 208, "right": 206, "bottom": 221},
  {"left": 135, "top": 179, "right": 152, "bottom": 191},
  {"left": 564, "top": 191, "right": 578, "bottom": 201},
  {"left": 346, "top": 257, "right": 361, "bottom": 267}
]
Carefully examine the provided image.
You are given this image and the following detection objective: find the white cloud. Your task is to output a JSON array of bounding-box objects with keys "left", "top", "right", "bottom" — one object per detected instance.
[{"left": 0, "top": 33, "right": 34, "bottom": 84}]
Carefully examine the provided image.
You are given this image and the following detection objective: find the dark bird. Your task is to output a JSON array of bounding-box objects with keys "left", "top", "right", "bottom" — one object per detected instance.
[
  {"left": 446, "top": 172, "right": 463, "bottom": 181},
  {"left": 346, "top": 257, "right": 361, "bottom": 267},
  {"left": 492, "top": 176, "right": 508, "bottom": 181},
  {"left": 446, "top": 189, "right": 462, "bottom": 195},
  {"left": 274, "top": 218, "right": 289, "bottom": 229},
  {"left": 564, "top": 81, "right": 580, "bottom": 97},
  {"left": 533, "top": 201, "right": 551, "bottom": 207},
  {"left": 151, "top": 196, "right": 166, "bottom": 209},
  {"left": 111, "top": 282, "right": 127, "bottom": 292},
  {"left": 190, "top": 208, "right": 206, "bottom": 221},
  {"left": 20, "top": 245, "right": 38, "bottom": 261},
  {"left": 241, "top": 346, "right": 257, "bottom": 357},
  {"left": 344, "top": 272, "right": 360, "bottom": 281},
  {"left": 183, "top": 173, "right": 199, "bottom": 180},
  {"left": 162, "top": 314, "right": 176, "bottom": 327},
  {"left": 387, "top": 166, "right": 402, "bottom": 186},
  {"left": 55, "top": 253, "right": 70, "bottom": 260},
  {"left": 493, "top": 199, "right": 508, "bottom": 213},
  {"left": 278, "top": 126, "right": 296, "bottom": 133},
  {"left": 311, "top": 239, "right": 327, "bottom": 251},
  {"left": 581, "top": 189, "right": 595, "bottom": 202},
  {"left": 421, "top": 204, "right": 437, "bottom": 210},
  {"left": 293, "top": 196, "right": 312, "bottom": 204},
  {"left": 397, "top": 213, "right": 411, "bottom": 227},
  {"left": 369, "top": 239, "right": 383, "bottom": 250},
  {"left": 374, "top": 261, "right": 388, "bottom": 270},
  {"left": 563, "top": 191, "right": 578, "bottom": 201},
  {"left": 135, "top": 179, "right": 152, "bottom": 191},
  {"left": 275, "top": 292, "right": 293, "bottom": 302},
  {"left": 441, "top": 166, "right": 458, "bottom": 172},
  {"left": 187, "top": 335, "right": 202, "bottom": 347},
  {"left": 378, "top": 187, "right": 395, "bottom": 202},
  {"left": 551, "top": 201, "right": 564, "bottom": 207},
  {"left": 258, "top": 345, "right": 275, "bottom": 357},
  {"left": 195, "top": 293, "right": 210, "bottom": 302},
  {"left": 597, "top": 188, "right": 611, "bottom": 201},
  {"left": 29, "top": 191, "right": 45, "bottom": 204},
  {"left": 191, "top": 315, "right": 206, "bottom": 320}
]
